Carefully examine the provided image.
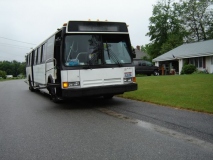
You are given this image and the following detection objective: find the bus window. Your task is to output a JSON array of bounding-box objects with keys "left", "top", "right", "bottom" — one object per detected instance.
[
  {"left": 30, "top": 53, "right": 32, "bottom": 65},
  {"left": 34, "top": 50, "right": 36, "bottom": 65},
  {"left": 29, "top": 53, "right": 31, "bottom": 65},
  {"left": 37, "top": 47, "right": 41, "bottom": 64},
  {"left": 103, "top": 34, "right": 131, "bottom": 64},
  {"left": 40, "top": 45, "right": 43, "bottom": 63},
  {"left": 42, "top": 43, "right": 46, "bottom": 63},
  {"left": 46, "top": 36, "right": 55, "bottom": 61},
  {"left": 28, "top": 55, "right": 30, "bottom": 66},
  {"left": 64, "top": 35, "right": 102, "bottom": 66},
  {"left": 26, "top": 55, "right": 28, "bottom": 66}
]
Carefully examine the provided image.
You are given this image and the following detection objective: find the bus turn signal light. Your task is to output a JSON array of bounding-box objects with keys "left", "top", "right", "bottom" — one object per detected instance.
[
  {"left": 63, "top": 82, "right": 68, "bottom": 88},
  {"left": 133, "top": 77, "right": 136, "bottom": 82}
]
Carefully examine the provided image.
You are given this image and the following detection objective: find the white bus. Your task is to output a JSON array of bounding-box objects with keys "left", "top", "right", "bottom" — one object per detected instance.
[{"left": 26, "top": 20, "right": 137, "bottom": 102}]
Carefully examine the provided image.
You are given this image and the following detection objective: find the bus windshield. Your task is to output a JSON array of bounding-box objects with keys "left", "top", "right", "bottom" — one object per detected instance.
[{"left": 64, "top": 34, "right": 131, "bottom": 66}]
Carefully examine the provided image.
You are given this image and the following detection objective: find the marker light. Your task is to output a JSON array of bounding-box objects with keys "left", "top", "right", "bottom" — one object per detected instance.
[{"left": 133, "top": 77, "right": 136, "bottom": 82}]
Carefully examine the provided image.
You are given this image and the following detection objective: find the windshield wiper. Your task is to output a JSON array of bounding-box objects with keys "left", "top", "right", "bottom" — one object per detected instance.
[{"left": 66, "top": 42, "right": 74, "bottom": 64}]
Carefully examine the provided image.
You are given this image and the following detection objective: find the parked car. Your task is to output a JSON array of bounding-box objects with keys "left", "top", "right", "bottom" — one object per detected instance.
[{"left": 133, "top": 59, "right": 159, "bottom": 76}]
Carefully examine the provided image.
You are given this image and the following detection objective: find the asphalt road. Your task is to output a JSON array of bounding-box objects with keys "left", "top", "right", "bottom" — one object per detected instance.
[{"left": 0, "top": 79, "right": 213, "bottom": 160}]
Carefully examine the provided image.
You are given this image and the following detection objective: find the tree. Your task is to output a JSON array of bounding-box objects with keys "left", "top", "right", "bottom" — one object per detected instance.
[
  {"left": 180, "top": 0, "right": 213, "bottom": 42},
  {"left": 0, "top": 60, "right": 26, "bottom": 77},
  {"left": 146, "top": 0, "right": 185, "bottom": 59},
  {"left": 0, "top": 70, "right": 6, "bottom": 79},
  {"left": 160, "top": 33, "right": 183, "bottom": 54},
  {"left": 18, "top": 62, "right": 26, "bottom": 76},
  {"left": 12, "top": 60, "right": 20, "bottom": 77},
  {"left": 145, "top": 0, "right": 213, "bottom": 59}
]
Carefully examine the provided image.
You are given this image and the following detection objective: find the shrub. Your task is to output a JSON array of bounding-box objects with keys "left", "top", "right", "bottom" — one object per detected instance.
[
  {"left": 193, "top": 69, "right": 209, "bottom": 74},
  {"left": 181, "top": 64, "right": 196, "bottom": 74}
]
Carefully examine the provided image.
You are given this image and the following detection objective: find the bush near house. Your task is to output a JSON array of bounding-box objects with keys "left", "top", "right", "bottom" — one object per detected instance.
[{"left": 181, "top": 64, "right": 196, "bottom": 74}]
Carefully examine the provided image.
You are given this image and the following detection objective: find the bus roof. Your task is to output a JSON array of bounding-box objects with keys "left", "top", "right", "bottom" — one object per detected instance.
[{"left": 26, "top": 20, "right": 129, "bottom": 55}]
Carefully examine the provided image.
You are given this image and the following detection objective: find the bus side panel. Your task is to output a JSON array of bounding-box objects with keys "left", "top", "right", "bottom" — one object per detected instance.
[
  {"left": 32, "top": 62, "right": 55, "bottom": 85},
  {"left": 32, "top": 35, "right": 55, "bottom": 85},
  {"left": 33, "top": 63, "right": 46, "bottom": 84},
  {"left": 26, "top": 66, "right": 31, "bottom": 84},
  {"left": 45, "top": 62, "right": 55, "bottom": 83}
]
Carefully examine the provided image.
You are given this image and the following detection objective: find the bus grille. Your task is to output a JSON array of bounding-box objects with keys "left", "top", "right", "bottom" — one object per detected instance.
[
  {"left": 104, "top": 78, "right": 122, "bottom": 85},
  {"left": 82, "top": 78, "right": 122, "bottom": 87}
]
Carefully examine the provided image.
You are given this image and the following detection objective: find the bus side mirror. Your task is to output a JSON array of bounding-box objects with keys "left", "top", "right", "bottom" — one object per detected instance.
[{"left": 132, "top": 49, "right": 136, "bottom": 58}]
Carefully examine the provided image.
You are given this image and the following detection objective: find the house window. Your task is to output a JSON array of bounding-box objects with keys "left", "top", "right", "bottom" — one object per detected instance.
[
  {"left": 189, "top": 57, "right": 203, "bottom": 68},
  {"left": 189, "top": 58, "right": 193, "bottom": 64},
  {"left": 198, "top": 57, "right": 202, "bottom": 68},
  {"left": 195, "top": 58, "right": 198, "bottom": 67}
]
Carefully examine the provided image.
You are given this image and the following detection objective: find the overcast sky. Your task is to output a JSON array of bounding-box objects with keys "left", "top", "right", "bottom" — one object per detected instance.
[{"left": 0, "top": 0, "right": 157, "bottom": 62}]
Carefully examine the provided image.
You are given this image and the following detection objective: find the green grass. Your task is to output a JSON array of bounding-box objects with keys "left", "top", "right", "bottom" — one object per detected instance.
[{"left": 120, "top": 74, "right": 213, "bottom": 114}]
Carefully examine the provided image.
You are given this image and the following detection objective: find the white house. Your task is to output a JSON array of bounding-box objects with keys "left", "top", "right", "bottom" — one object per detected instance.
[
  {"left": 134, "top": 46, "right": 150, "bottom": 59},
  {"left": 153, "top": 39, "right": 213, "bottom": 75},
  {"left": 6, "top": 75, "right": 13, "bottom": 78}
]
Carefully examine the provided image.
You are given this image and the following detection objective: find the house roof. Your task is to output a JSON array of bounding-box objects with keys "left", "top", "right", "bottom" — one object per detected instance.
[
  {"left": 153, "top": 39, "right": 213, "bottom": 62},
  {"left": 135, "top": 49, "right": 149, "bottom": 59}
]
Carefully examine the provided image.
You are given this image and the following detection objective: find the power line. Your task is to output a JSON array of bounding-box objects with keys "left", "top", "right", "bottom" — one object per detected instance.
[
  {"left": 0, "top": 50, "right": 27, "bottom": 56},
  {"left": 0, "top": 36, "right": 36, "bottom": 45},
  {"left": 0, "top": 50, "right": 26, "bottom": 61},
  {"left": 0, "top": 43, "right": 32, "bottom": 49}
]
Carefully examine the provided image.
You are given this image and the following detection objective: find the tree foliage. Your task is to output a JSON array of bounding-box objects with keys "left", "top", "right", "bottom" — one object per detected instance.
[
  {"left": 0, "top": 70, "right": 6, "bottom": 79},
  {"left": 145, "top": 0, "right": 186, "bottom": 59},
  {"left": 160, "top": 33, "right": 183, "bottom": 54},
  {"left": 145, "top": 0, "right": 213, "bottom": 59},
  {"left": 181, "top": 0, "right": 213, "bottom": 42},
  {"left": 0, "top": 61, "right": 26, "bottom": 77}
]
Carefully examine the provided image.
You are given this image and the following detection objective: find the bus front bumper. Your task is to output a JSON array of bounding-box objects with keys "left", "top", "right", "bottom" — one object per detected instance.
[{"left": 62, "top": 83, "right": 137, "bottom": 98}]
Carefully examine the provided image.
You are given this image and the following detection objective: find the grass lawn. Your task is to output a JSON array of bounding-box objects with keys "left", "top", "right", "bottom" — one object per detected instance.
[
  {"left": 120, "top": 74, "right": 213, "bottom": 114},
  {"left": 0, "top": 78, "right": 22, "bottom": 82}
]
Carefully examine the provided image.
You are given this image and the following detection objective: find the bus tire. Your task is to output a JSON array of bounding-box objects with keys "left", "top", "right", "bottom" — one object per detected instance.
[
  {"left": 28, "top": 77, "right": 35, "bottom": 92},
  {"left": 48, "top": 78, "right": 60, "bottom": 103},
  {"left": 103, "top": 95, "right": 114, "bottom": 99}
]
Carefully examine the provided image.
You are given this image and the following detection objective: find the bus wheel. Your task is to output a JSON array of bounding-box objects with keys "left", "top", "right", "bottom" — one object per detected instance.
[
  {"left": 28, "top": 77, "right": 35, "bottom": 92},
  {"left": 49, "top": 88, "right": 57, "bottom": 102},
  {"left": 103, "top": 95, "right": 114, "bottom": 99},
  {"left": 48, "top": 86, "right": 60, "bottom": 103}
]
